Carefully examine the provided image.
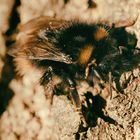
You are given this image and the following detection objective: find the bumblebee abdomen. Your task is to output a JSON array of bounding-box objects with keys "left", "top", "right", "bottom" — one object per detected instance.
[
  {"left": 79, "top": 44, "right": 94, "bottom": 65},
  {"left": 47, "top": 22, "right": 110, "bottom": 63}
]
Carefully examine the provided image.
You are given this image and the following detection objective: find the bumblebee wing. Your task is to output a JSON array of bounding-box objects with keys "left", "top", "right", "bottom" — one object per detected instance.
[
  {"left": 8, "top": 16, "right": 73, "bottom": 64},
  {"left": 18, "top": 16, "right": 71, "bottom": 35},
  {"left": 8, "top": 42, "right": 73, "bottom": 64}
]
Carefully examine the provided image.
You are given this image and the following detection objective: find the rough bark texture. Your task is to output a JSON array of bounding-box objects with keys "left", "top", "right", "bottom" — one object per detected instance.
[{"left": 0, "top": 0, "right": 140, "bottom": 140}]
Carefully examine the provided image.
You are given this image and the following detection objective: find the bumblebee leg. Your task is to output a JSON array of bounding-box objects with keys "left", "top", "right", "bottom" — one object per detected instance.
[
  {"left": 66, "top": 77, "right": 81, "bottom": 108},
  {"left": 93, "top": 68, "right": 105, "bottom": 83},
  {"left": 86, "top": 60, "right": 114, "bottom": 99},
  {"left": 40, "top": 66, "right": 55, "bottom": 104},
  {"left": 44, "top": 81, "right": 55, "bottom": 105},
  {"left": 93, "top": 69, "right": 115, "bottom": 98},
  {"left": 85, "top": 59, "right": 97, "bottom": 79},
  {"left": 108, "top": 71, "right": 112, "bottom": 99},
  {"left": 87, "top": 58, "right": 105, "bottom": 82},
  {"left": 66, "top": 76, "right": 87, "bottom": 126},
  {"left": 95, "top": 70, "right": 116, "bottom": 99}
]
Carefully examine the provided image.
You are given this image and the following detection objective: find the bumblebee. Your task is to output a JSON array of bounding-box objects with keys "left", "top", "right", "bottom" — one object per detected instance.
[{"left": 8, "top": 16, "right": 137, "bottom": 124}]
